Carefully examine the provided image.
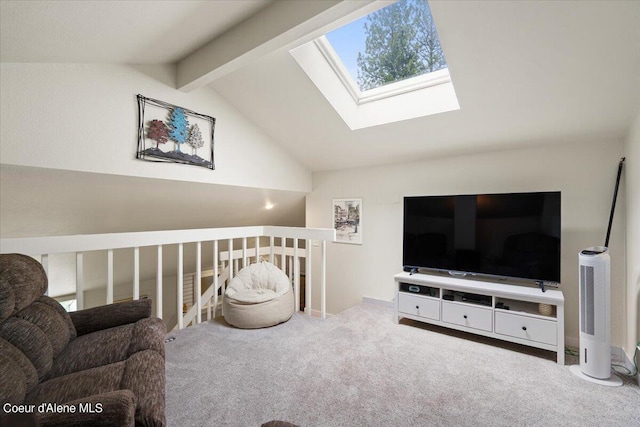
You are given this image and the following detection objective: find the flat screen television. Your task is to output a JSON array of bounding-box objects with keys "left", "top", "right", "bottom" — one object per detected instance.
[{"left": 403, "top": 191, "right": 561, "bottom": 284}]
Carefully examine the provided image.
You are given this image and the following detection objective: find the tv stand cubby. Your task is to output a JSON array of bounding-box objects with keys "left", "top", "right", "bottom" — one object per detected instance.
[{"left": 394, "top": 272, "right": 565, "bottom": 364}]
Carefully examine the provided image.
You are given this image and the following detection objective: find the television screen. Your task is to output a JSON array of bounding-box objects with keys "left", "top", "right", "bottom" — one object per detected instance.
[{"left": 403, "top": 192, "right": 561, "bottom": 283}]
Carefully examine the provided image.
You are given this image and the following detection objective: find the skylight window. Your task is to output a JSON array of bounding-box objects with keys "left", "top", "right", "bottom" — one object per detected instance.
[
  {"left": 325, "top": 0, "right": 447, "bottom": 92},
  {"left": 290, "top": 0, "right": 459, "bottom": 129}
]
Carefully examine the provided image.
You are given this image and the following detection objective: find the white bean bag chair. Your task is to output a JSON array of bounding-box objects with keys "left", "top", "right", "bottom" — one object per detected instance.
[{"left": 223, "top": 261, "right": 294, "bottom": 329}]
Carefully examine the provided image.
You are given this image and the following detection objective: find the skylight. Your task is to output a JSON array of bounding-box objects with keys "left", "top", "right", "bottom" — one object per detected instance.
[
  {"left": 325, "top": 0, "right": 447, "bottom": 92},
  {"left": 290, "top": 0, "right": 459, "bottom": 129}
]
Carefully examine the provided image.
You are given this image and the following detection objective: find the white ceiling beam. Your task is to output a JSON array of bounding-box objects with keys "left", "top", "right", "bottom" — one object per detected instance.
[{"left": 176, "top": 0, "right": 378, "bottom": 92}]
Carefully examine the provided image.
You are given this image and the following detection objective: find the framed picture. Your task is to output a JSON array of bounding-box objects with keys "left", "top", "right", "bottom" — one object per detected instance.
[
  {"left": 136, "top": 94, "right": 216, "bottom": 170},
  {"left": 332, "top": 198, "right": 362, "bottom": 244}
]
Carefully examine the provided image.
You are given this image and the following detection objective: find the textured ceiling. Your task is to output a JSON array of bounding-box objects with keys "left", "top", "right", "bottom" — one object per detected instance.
[{"left": 0, "top": 0, "right": 270, "bottom": 63}]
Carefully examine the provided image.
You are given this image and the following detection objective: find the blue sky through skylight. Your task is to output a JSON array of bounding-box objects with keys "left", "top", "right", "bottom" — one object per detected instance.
[
  {"left": 325, "top": 16, "right": 367, "bottom": 82},
  {"left": 324, "top": 0, "right": 447, "bottom": 92}
]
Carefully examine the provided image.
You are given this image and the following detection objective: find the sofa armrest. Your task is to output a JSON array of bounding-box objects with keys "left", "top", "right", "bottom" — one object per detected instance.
[
  {"left": 38, "top": 390, "right": 136, "bottom": 427},
  {"left": 70, "top": 298, "right": 152, "bottom": 336}
]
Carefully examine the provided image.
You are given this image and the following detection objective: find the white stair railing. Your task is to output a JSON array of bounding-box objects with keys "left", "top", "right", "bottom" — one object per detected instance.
[
  {"left": 179, "top": 244, "right": 312, "bottom": 329},
  {"left": 0, "top": 225, "right": 335, "bottom": 329},
  {"left": 180, "top": 264, "right": 229, "bottom": 330}
]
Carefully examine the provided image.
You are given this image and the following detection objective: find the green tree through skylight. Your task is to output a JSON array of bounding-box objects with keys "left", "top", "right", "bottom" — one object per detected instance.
[{"left": 356, "top": 0, "right": 446, "bottom": 91}]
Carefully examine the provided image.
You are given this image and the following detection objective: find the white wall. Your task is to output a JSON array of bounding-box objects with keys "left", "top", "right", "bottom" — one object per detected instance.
[
  {"left": 0, "top": 62, "right": 310, "bottom": 309},
  {"left": 0, "top": 63, "right": 310, "bottom": 193},
  {"left": 306, "top": 140, "right": 627, "bottom": 348},
  {"left": 624, "top": 110, "right": 640, "bottom": 360}
]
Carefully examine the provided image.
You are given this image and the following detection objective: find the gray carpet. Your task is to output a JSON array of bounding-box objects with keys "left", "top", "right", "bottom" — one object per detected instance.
[{"left": 165, "top": 303, "right": 640, "bottom": 427}]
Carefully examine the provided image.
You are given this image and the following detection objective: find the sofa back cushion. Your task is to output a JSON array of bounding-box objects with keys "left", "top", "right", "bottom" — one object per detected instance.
[
  {"left": 0, "top": 254, "right": 48, "bottom": 321},
  {"left": 0, "top": 275, "right": 14, "bottom": 323},
  {"left": 0, "top": 318, "right": 53, "bottom": 381},
  {"left": 15, "top": 298, "right": 76, "bottom": 356},
  {"left": 37, "top": 295, "right": 77, "bottom": 340},
  {"left": 0, "top": 254, "right": 77, "bottom": 387},
  {"left": 0, "top": 352, "right": 26, "bottom": 406},
  {"left": 0, "top": 337, "right": 37, "bottom": 404}
]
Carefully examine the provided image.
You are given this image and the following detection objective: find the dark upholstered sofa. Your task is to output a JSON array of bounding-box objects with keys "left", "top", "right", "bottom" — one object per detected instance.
[{"left": 0, "top": 254, "right": 166, "bottom": 426}]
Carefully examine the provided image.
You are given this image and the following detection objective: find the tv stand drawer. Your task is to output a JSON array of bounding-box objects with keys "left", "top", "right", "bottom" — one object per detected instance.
[
  {"left": 494, "top": 311, "right": 557, "bottom": 345},
  {"left": 442, "top": 301, "right": 492, "bottom": 332},
  {"left": 398, "top": 293, "right": 440, "bottom": 321}
]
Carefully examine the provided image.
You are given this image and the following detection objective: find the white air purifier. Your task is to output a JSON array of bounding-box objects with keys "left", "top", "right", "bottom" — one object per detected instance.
[{"left": 569, "top": 246, "right": 622, "bottom": 386}]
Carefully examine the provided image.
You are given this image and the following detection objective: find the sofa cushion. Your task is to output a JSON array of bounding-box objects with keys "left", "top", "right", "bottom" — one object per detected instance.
[
  {"left": 0, "top": 317, "right": 53, "bottom": 380},
  {"left": 0, "top": 254, "right": 48, "bottom": 320},
  {"left": 121, "top": 350, "right": 166, "bottom": 426},
  {"left": 37, "top": 390, "right": 136, "bottom": 427},
  {"left": 27, "top": 360, "right": 127, "bottom": 405},
  {"left": 0, "top": 337, "right": 38, "bottom": 398},
  {"left": 27, "top": 350, "right": 165, "bottom": 427},
  {"left": 0, "top": 352, "right": 26, "bottom": 406},
  {"left": 0, "top": 294, "right": 77, "bottom": 386},
  {"left": 127, "top": 317, "right": 166, "bottom": 358},
  {"left": 0, "top": 277, "right": 14, "bottom": 323},
  {"left": 15, "top": 300, "right": 72, "bottom": 357},
  {"left": 70, "top": 298, "right": 152, "bottom": 337},
  {"left": 37, "top": 295, "right": 77, "bottom": 340},
  {"left": 46, "top": 317, "right": 166, "bottom": 380}
]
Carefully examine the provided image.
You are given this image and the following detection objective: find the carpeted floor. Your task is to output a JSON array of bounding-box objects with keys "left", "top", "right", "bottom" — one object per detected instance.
[{"left": 165, "top": 303, "right": 640, "bottom": 427}]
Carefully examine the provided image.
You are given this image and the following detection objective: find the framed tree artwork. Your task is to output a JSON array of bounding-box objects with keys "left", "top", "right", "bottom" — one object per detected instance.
[
  {"left": 136, "top": 94, "right": 216, "bottom": 169},
  {"left": 332, "top": 198, "right": 362, "bottom": 244}
]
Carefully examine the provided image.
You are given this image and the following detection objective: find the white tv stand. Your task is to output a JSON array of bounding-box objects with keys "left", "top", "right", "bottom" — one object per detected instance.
[{"left": 394, "top": 272, "right": 565, "bottom": 364}]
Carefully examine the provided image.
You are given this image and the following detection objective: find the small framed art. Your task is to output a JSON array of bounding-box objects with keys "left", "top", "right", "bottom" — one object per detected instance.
[{"left": 332, "top": 198, "right": 362, "bottom": 244}]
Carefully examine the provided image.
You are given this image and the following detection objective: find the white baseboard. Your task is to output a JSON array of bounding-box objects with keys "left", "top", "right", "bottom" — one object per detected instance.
[
  {"left": 362, "top": 296, "right": 394, "bottom": 309},
  {"left": 308, "top": 308, "right": 333, "bottom": 319}
]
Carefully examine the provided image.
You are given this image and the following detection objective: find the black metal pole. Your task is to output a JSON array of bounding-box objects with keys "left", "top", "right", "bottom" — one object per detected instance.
[{"left": 604, "top": 157, "right": 625, "bottom": 248}]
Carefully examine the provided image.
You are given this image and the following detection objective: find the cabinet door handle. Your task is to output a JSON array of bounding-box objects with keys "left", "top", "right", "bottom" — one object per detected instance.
[
  {"left": 522, "top": 326, "right": 527, "bottom": 331},
  {"left": 415, "top": 305, "right": 419, "bottom": 310},
  {"left": 463, "top": 315, "right": 468, "bottom": 319}
]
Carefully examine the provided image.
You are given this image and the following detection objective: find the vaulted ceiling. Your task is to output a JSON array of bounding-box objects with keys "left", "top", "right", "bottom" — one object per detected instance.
[{"left": 2, "top": 0, "right": 640, "bottom": 172}]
